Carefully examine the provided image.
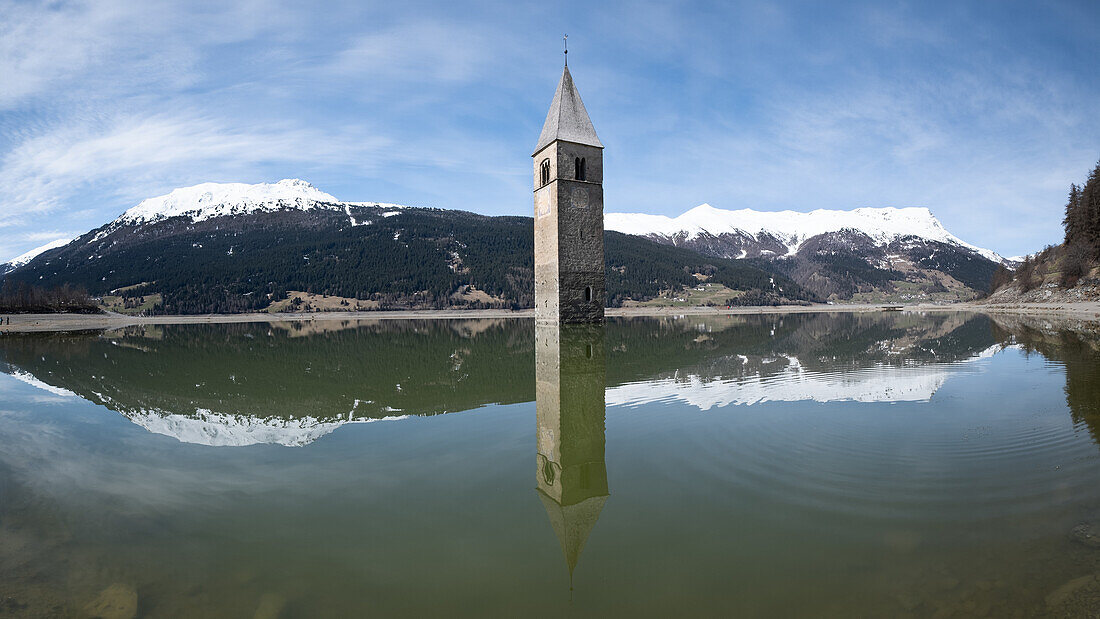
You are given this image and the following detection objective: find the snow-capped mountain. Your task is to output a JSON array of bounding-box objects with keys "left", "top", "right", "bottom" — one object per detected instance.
[
  {"left": 4, "top": 178, "right": 1006, "bottom": 307},
  {"left": 6, "top": 179, "right": 814, "bottom": 312},
  {"left": 606, "top": 204, "right": 1007, "bottom": 264},
  {"left": 2, "top": 237, "right": 73, "bottom": 275},
  {"left": 118, "top": 178, "right": 343, "bottom": 225},
  {"left": 83, "top": 178, "right": 413, "bottom": 244},
  {"left": 606, "top": 203, "right": 1008, "bottom": 300}
]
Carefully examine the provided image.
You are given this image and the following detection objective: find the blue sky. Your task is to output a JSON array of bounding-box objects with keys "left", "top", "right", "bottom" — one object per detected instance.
[{"left": 1, "top": 0, "right": 1098, "bottom": 259}]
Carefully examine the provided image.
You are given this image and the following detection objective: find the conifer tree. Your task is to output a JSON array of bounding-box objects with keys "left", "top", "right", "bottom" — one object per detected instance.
[
  {"left": 989, "top": 264, "right": 1014, "bottom": 292},
  {"left": 1063, "top": 183, "right": 1083, "bottom": 246},
  {"left": 1084, "top": 160, "right": 1100, "bottom": 257}
]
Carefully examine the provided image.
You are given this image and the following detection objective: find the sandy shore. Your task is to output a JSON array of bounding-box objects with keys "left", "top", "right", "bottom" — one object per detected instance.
[
  {"left": 970, "top": 301, "right": 1100, "bottom": 321},
  {"left": 0, "top": 301, "right": 1097, "bottom": 333}
]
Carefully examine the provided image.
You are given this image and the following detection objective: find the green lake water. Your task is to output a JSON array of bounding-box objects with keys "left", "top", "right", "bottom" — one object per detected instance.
[{"left": 1, "top": 312, "right": 1099, "bottom": 617}]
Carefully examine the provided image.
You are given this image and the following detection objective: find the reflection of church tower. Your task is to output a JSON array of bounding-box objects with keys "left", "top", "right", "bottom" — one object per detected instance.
[{"left": 535, "top": 323, "right": 609, "bottom": 582}]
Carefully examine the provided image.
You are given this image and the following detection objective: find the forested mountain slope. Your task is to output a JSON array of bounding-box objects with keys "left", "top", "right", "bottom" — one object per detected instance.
[
  {"left": 3, "top": 180, "right": 816, "bottom": 314},
  {"left": 986, "top": 159, "right": 1100, "bottom": 303}
]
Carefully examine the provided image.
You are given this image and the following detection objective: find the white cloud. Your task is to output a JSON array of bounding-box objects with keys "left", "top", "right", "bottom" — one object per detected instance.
[
  {"left": 0, "top": 111, "right": 393, "bottom": 222},
  {"left": 328, "top": 22, "right": 492, "bottom": 85},
  {"left": 0, "top": 0, "right": 298, "bottom": 110},
  {"left": 602, "top": 22, "right": 1098, "bottom": 257},
  {"left": 0, "top": 5, "right": 523, "bottom": 247},
  {"left": 0, "top": 0, "right": 1096, "bottom": 260},
  {"left": 22, "top": 230, "right": 78, "bottom": 243}
]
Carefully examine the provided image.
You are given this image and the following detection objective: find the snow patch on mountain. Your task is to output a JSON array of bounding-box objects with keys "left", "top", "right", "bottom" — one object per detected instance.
[
  {"left": 3, "top": 238, "right": 72, "bottom": 272},
  {"left": 8, "top": 370, "right": 79, "bottom": 397},
  {"left": 124, "top": 408, "right": 409, "bottom": 447},
  {"left": 101, "top": 179, "right": 422, "bottom": 235},
  {"left": 606, "top": 204, "right": 1007, "bottom": 263},
  {"left": 117, "top": 179, "right": 342, "bottom": 224},
  {"left": 605, "top": 345, "right": 1003, "bottom": 410},
  {"left": 606, "top": 362, "right": 952, "bottom": 409},
  {"left": 3, "top": 368, "right": 410, "bottom": 447}
]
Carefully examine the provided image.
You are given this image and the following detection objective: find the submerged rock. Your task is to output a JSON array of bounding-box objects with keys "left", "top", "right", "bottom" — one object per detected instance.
[
  {"left": 895, "top": 590, "right": 923, "bottom": 611},
  {"left": 1070, "top": 523, "right": 1100, "bottom": 548},
  {"left": 1045, "top": 573, "right": 1100, "bottom": 613},
  {"left": 253, "top": 593, "right": 287, "bottom": 619},
  {"left": 2, "top": 597, "right": 27, "bottom": 612},
  {"left": 84, "top": 583, "right": 137, "bottom": 619}
]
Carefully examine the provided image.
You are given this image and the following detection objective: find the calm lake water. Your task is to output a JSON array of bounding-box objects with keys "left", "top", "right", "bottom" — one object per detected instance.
[{"left": 1, "top": 312, "right": 1099, "bottom": 617}]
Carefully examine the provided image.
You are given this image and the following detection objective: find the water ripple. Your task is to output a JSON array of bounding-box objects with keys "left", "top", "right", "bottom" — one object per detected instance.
[{"left": 612, "top": 354, "right": 1100, "bottom": 528}]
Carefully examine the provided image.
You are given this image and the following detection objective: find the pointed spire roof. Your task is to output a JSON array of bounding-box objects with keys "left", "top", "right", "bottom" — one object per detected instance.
[{"left": 534, "top": 65, "right": 603, "bottom": 155}]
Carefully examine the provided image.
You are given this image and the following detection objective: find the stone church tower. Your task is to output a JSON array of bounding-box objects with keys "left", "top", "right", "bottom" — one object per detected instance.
[{"left": 533, "top": 63, "right": 605, "bottom": 324}]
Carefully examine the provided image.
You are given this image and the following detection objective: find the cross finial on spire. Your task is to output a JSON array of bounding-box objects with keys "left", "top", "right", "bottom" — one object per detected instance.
[{"left": 563, "top": 34, "right": 568, "bottom": 66}]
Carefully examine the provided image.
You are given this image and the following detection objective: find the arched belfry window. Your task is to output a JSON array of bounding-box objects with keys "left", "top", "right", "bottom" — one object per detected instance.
[
  {"left": 539, "top": 159, "right": 551, "bottom": 186},
  {"left": 575, "top": 157, "right": 586, "bottom": 181}
]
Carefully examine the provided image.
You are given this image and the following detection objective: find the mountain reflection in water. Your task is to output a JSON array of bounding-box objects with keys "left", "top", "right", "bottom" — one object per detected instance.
[
  {"left": 1, "top": 313, "right": 1011, "bottom": 446},
  {"left": 2, "top": 312, "right": 1100, "bottom": 616}
]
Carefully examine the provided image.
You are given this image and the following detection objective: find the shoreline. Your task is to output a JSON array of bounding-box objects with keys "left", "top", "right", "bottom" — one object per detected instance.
[{"left": 0, "top": 301, "right": 1097, "bottom": 333}]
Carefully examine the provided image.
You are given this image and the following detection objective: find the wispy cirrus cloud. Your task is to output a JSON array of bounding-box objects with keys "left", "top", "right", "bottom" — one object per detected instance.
[
  {"left": 327, "top": 22, "right": 493, "bottom": 85},
  {"left": 21, "top": 230, "right": 77, "bottom": 243},
  {"left": 0, "top": 2, "right": 529, "bottom": 260},
  {"left": 1, "top": 0, "right": 1098, "bottom": 261},
  {"left": 0, "top": 0, "right": 293, "bottom": 110},
  {"left": 0, "top": 111, "right": 392, "bottom": 223}
]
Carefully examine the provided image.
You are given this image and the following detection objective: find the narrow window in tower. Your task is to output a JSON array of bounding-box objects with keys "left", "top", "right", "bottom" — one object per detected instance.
[
  {"left": 585, "top": 344, "right": 593, "bottom": 359},
  {"left": 575, "top": 157, "right": 586, "bottom": 181},
  {"left": 540, "top": 159, "right": 551, "bottom": 186},
  {"left": 584, "top": 286, "right": 593, "bottom": 303}
]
